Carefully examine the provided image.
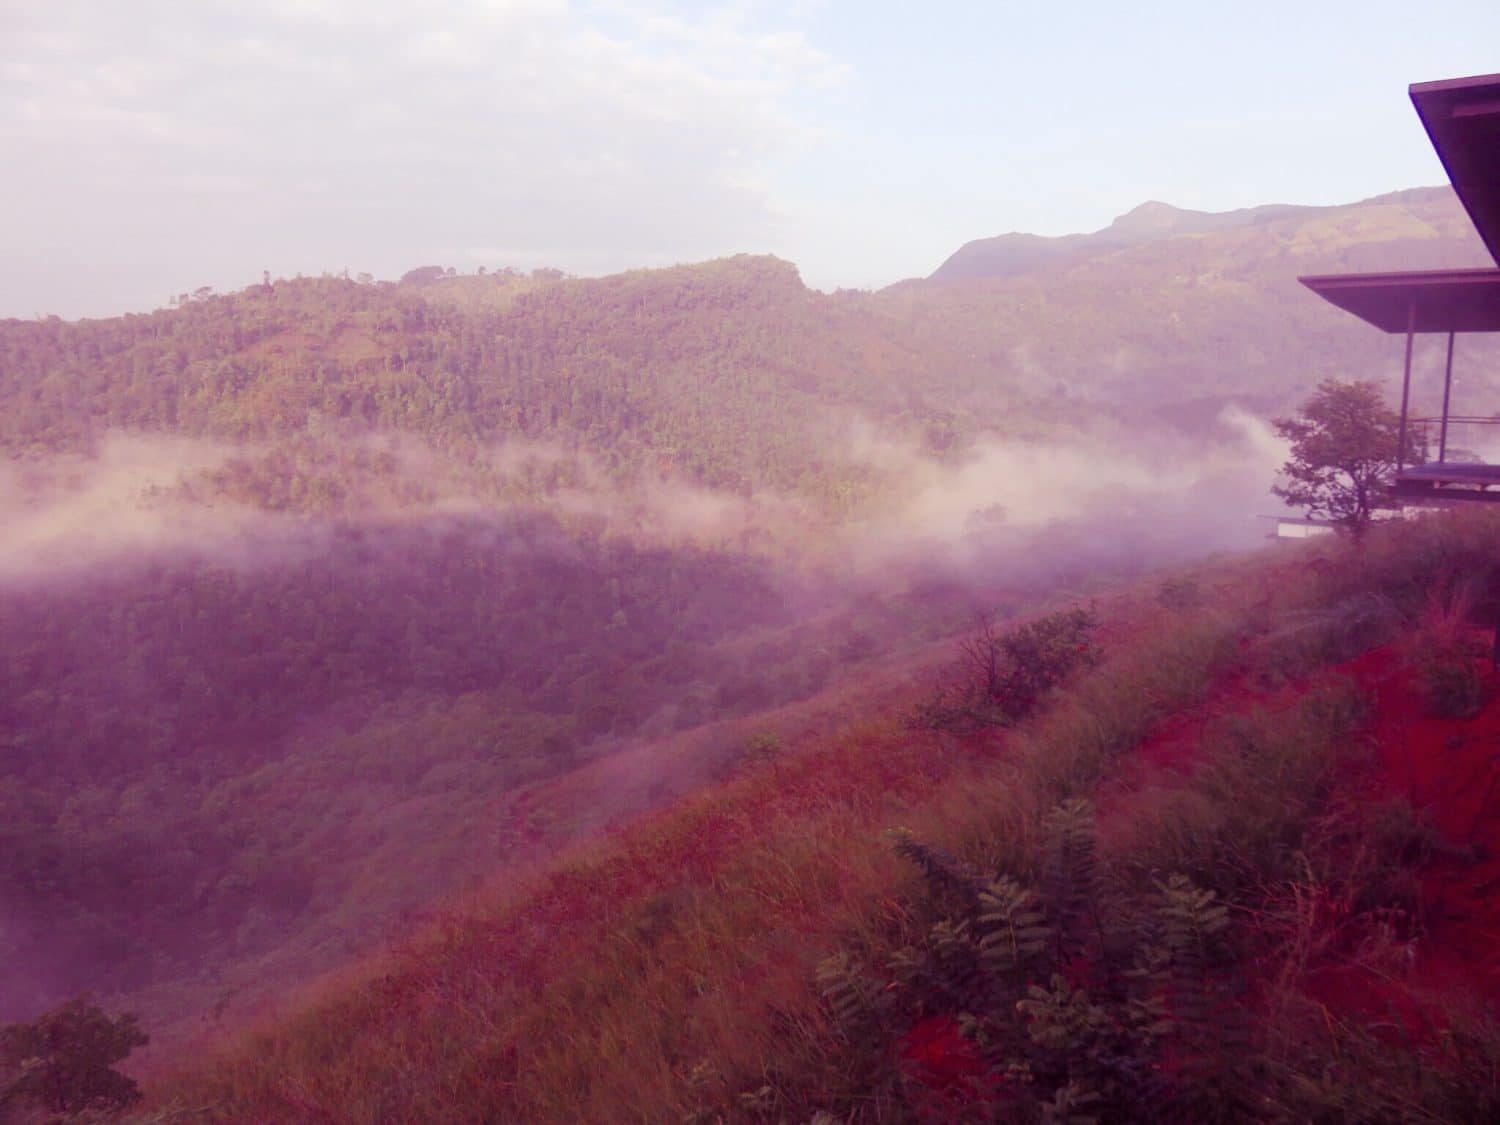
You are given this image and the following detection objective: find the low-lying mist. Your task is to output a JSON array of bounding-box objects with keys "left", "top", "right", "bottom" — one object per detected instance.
[
  {"left": 0, "top": 407, "right": 1288, "bottom": 594},
  {"left": 843, "top": 404, "right": 1288, "bottom": 586},
  {"left": 0, "top": 434, "right": 316, "bottom": 582}
]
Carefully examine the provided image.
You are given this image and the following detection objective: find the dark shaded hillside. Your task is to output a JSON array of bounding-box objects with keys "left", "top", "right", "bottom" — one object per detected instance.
[
  {"left": 0, "top": 515, "right": 794, "bottom": 1024},
  {"left": 0, "top": 505, "right": 1037, "bottom": 1036}
]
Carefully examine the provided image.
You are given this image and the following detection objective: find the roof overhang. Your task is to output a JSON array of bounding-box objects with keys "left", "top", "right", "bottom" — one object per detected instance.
[
  {"left": 1411, "top": 73, "right": 1500, "bottom": 265},
  {"left": 1299, "top": 268, "right": 1500, "bottom": 332}
]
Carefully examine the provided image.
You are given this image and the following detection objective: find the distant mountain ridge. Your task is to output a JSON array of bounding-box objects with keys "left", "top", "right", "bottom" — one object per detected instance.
[
  {"left": 927, "top": 189, "right": 1448, "bottom": 281},
  {"left": 0, "top": 185, "right": 1488, "bottom": 526}
]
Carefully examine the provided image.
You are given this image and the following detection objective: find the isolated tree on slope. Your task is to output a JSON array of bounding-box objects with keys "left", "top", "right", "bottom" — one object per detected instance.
[
  {"left": 1272, "top": 378, "right": 1422, "bottom": 537},
  {"left": 0, "top": 995, "right": 147, "bottom": 1116}
]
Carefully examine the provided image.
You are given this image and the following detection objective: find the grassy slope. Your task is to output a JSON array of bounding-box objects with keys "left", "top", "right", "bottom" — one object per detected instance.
[
  {"left": 142, "top": 546, "right": 1284, "bottom": 1120},
  {"left": 142, "top": 511, "right": 1500, "bottom": 1123}
]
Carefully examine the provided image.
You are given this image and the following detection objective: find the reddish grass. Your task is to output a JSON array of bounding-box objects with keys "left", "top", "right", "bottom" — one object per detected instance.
[
  {"left": 148, "top": 590, "right": 1241, "bottom": 1120},
  {"left": 144, "top": 554, "right": 1299, "bottom": 1121},
  {"left": 1105, "top": 631, "right": 1500, "bottom": 1034},
  {"left": 151, "top": 714, "right": 991, "bottom": 1120},
  {"left": 1332, "top": 642, "right": 1500, "bottom": 1009},
  {"left": 898, "top": 1015, "right": 1001, "bottom": 1122}
]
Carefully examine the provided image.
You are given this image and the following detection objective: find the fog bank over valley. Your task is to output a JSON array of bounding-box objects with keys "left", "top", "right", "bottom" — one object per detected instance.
[{"left": 0, "top": 401, "right": 1290, "bottom": 590}]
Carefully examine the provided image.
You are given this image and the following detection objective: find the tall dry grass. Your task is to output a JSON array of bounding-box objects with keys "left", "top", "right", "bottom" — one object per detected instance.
[
  {"left": 147, "top": 582, "right": 1263, "bottom": 1122},
  {"left": 144, "top": 514, "right": 1500, "bottom": 1123}
]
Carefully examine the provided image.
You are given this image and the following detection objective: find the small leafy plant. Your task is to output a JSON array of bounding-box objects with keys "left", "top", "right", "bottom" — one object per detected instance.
[
  {"left": 1417, "top": 644, "right": 1486, "bottom": 718},
  {"left": 913, "top": 606, "right": 1101, "bottom": 732},
  {"left": 1156, "top": 576, "right": 1203, "bottom": 611},
  {"left": 815, "top": 803, "right": 1248, "bottom": 1122},
  {"left": 1407, "top": 583, "right": 1490, "bottom": 719}
]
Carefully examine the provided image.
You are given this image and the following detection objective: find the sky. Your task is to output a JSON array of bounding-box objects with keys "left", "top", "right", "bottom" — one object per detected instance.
[{"left": 3, "top": 0, "right": 1500, "bottom": 319}]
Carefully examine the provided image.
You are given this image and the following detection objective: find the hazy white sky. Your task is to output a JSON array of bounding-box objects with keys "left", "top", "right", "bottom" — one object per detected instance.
[{"left": 3, "top": 0, "right": 1499, "bottom": 319}]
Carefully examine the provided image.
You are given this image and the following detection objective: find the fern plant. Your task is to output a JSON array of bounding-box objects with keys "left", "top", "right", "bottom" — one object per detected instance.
[
  {"left": 1042, "top": 798, "right": 1103, "bottom": 964},
  {"left": 911, "top": 605, "right": 1102, "bottom": 731},
  {"left": 1147, "top": 874, "right": 1257, "bottom": 1119},
  {"left": 814, "top": 951, "right": 890, "bottom": 1048},
  {"left": 976, "top": 876, "right": 1051, "bottom": 976},
  {"left": 812, "top": 796, "right": 1279, "bottom": 1123}
]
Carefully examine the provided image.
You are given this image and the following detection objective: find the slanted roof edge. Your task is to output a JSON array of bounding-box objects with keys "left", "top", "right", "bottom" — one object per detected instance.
[
  {"left": 1411, "top": 74, "right": 1500, "bottom": 266},
  {"left": 1299, "top": 267, "right": 1500, "bottom": 333}
]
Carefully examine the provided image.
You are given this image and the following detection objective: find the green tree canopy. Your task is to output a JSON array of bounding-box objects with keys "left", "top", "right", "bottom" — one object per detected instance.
[
  {"left": 0, "top": 995, "right": 147, "bottom": 1117},
  {"left": 1272, "top": 378, "right": 1422, "bottom": 535}
]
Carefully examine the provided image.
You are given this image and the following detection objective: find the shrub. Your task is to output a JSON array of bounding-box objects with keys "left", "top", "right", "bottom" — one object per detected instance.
[
  {"left": 1407, "top": 584, "right": 1490, "bottom": 718},
  {"left": 817, "top": 805, "right": 1251, "bottom": 1122},
  {"left": 1315, "top": 507, "right": 1500, "bottom": 619},
  {"left": 1251, "top": 592, "right": 1401, "bottom": 682},
  {"left": 1155, "top": 576, "right": 1203, "bottom": 611},
  {"left": 912, "top": 606, "right": 1101, "bottom": 732},
  {"left": 1417, "top": 647, "right": 1487, "bottom": 718},
  {"left": 0, "top": 995, "right": 147, "bottom": 1118},
  {"left": 1126, "top": 680, "right": 1370, "bottom": 899}
]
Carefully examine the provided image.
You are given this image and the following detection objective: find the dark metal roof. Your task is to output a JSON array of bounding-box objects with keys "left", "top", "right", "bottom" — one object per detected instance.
[
  {"left": 1411, "top": 73, "right": 1500, "bottom": 266},
  {"left": 1299, "top": 268, "right": 1500, "bottom": 332}
]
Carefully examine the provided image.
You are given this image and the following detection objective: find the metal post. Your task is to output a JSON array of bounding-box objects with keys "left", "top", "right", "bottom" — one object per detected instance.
[
  {"left": 1439, "top": 330, "right": 1455, "bottom": 464},
  {"left": 1398, "top": 302, "right": 1416, "bottom": 473}
]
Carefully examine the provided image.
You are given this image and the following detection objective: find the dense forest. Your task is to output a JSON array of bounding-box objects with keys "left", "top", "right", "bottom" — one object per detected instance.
[
  {"left": 0, "top": 517, "right": 770, "bottom": 1016},
  {"left": 0, "top": 257, "right": 979, "bottom": 517}
]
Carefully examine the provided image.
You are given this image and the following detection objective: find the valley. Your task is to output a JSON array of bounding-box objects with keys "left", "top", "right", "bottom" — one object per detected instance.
[{"left": 5, "top": 184, "right": 1500, "bottom": 1120}]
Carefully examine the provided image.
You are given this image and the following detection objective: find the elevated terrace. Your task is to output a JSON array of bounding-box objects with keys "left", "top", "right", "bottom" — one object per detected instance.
[{"left": 1301, "top": 72, "right": 1500, "bottom": 502}]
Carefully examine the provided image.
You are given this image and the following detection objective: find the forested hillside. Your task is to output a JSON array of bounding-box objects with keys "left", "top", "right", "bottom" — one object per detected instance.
[
  {"left": 0, "top": 256, "right": 1009, "bottom": 518},
  {"left": 903, "top": 187, "right": 1500, "bottom": 428},
  {"left": 0, "top": 519, "right": 751, "bottom": 1009},
  {"left": 0, "top": 501, "right": 1036, "bottom": 1042}
]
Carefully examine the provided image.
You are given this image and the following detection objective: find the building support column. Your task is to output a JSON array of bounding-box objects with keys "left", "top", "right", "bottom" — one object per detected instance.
[
  {"left": 1439, "top": 330, "right": 1455, "bottom": 464},
  {"left": 1398, "top": 302, "right": 1416, "bottom": 473}
]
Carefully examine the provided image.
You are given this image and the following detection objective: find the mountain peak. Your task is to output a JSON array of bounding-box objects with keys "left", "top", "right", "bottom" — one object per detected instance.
[
  {"left": 1106, "top": 200, "right": 1193, "bottom": 237},
  {"left": 928, "top": 197, "right": 1341, "bottom": 282}
]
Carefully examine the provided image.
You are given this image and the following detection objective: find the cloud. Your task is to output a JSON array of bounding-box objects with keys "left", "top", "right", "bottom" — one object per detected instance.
[{"left": 0, "top": 1, "right": 845, "bottom": 317}]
